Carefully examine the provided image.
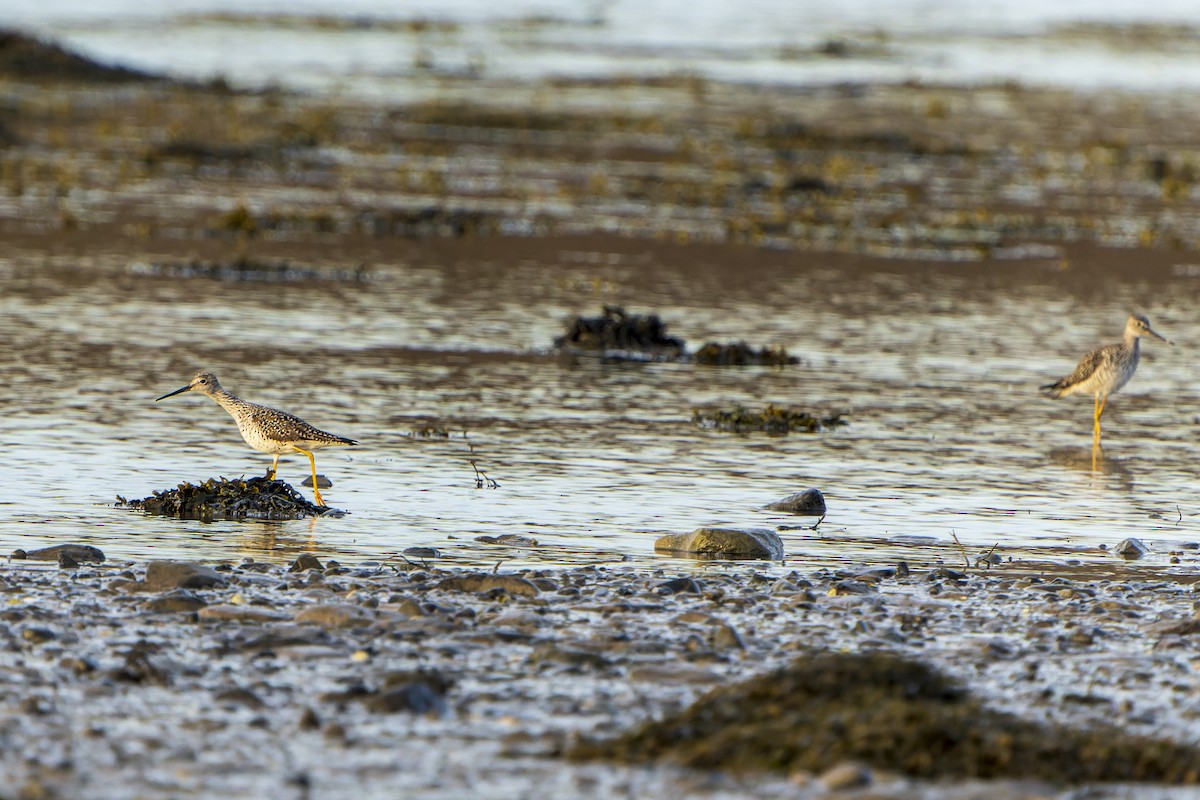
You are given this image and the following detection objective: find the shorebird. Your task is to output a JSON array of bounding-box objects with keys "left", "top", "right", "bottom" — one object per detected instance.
[
  {"left": 1041, "top": 314, "right": 1171, "bottom": 446},
  {"left": 156, "top": 372, "right": 356, "bottom": 507}
]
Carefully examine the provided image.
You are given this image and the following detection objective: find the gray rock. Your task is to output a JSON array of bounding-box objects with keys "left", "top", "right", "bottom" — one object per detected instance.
[
  {"left": 819, "top": 762, "right": 872, "bottom": 790},
  {"left": 657, "top": 577, "right": 704, "bottom": 594},
  {"left": 197, "top": 604, "right": 289, "bottom": 623},
  {"left": 366, "top": 681, "right": 448, "bottom": 715},
  {"left": 436, "top": 574, "right": 539, "bottom": 597},
  {"left": 402, "top": 547, "right": 441, "bottom": 560},
  {"left": 1115, "top": 538, "right": 1149, "bottom": 560},
  {"left": 654, "top": 527, "right": 784, "bottom": 560},
  {"left": 144, "top": 590, "right": 208, "bottom": 613},
  {"left": 474, "top": 534, "right": 538, "bottom": 547},
  {"left": 765, "top": 489, "right": 826, "bottom": 516},
  {"left": 145, "top": 561, "right": 227, "bottom": 590},
  {"left": 288, "top": 554, "right": 324, "bottom": 572},
  {"left": 294, "top": 603, "right": 376, "bottom": 628},
  {"left": 21, "top": 544, "right": 106, "bottom": 563}
]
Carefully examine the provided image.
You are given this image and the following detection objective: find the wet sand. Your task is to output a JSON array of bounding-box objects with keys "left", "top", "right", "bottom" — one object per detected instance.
[{"left": 5, "top": 33, "right": 1200, "bottom": 799}]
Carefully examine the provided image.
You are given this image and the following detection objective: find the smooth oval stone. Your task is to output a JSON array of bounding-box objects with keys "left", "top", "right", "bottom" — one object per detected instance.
[
  {"left": 145, "top": 561, "right": 227, "bottom": 590},
  {"left": 293, "top": 603, "right": 376, "bottom": 628},
  {"left": 1114, "top": 538, "right": 1149, "bottom": 560},
  {"left": 22, "top": 544, "right": 106, "bottom": 563},
  {"left": 764, "top": 489, "right": 826, "bottom": 516},
  {"left": 435, "top": 574, "right": 539, "bottom": 597},
  {"left": 655, "top": 527, "right": 785, "bottom": 560}
]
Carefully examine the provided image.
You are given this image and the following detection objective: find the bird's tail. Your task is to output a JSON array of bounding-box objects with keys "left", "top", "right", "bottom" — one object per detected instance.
[{"left": 1040, "top": 380, "right": 1067, "bottom": 399}]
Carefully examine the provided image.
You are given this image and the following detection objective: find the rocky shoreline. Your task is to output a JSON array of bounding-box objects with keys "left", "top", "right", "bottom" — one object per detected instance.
[{"left": 4, "top": 549, "right": 1200, "bottom": 799}]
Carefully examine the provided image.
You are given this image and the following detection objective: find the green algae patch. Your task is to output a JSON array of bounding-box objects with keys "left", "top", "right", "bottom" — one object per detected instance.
[
  {"left": 692, "top": 341, "right": 799, "bottom": 366},
  {"left": 569, "top": 651, "right": 1200, "bottom": 784},
  {"left": 693, "top": 404, "right": 845, "bottom": 434},
  {"left": 117, "top": 476, "right": 326, "bottom": 520}
]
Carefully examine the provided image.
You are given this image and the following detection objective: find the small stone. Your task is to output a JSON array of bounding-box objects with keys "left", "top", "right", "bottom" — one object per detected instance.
[
  {"left": 654, "top": 527, "right": 784, "bottom": 560},
  {"left": 1114, "top": 538, "right": 1149, "bottom": 560},
  {"left": 657, "top": 577, "right": 703, "bottom": 595},
  {"left": 145, "top": 561, "right": 227, "bottom": 590},
  {"left": 288, "top": 554, "right": 324, "bottom": 573},
  {"left": 709, "top": 622, "right": 745, "bottom": 650},
  {"left": 299, "top": 707, "right": 321, "bottom": 731},
  {"left": 764, "top": 488, "right": 827, "bottom": 516},
  {"left": 22, "top": 544, "right": 105, "bottom": 563},
  {"left": 819, "top": 761, "right": 872, "bottom": 790},
  {"left": 58, "top": 552, "right": 80, "bottom": 569},
  {"left": 402, "top": 547, "right": 441, "bottom": 559},
  {"left": 144, "top": 590, "right": 208, "bottom": 613},
  {"left": 436, "top": 574, "right": 539, "bottom": 597},
  {"left": 474, "top": 534, "right": 538, "bottom": 547},
  {"left": 366, "top": 681, "right": 448, "bottom": 716},
  {"left": 301, "top": 475, "right": 333, "bottom": 488},
  {"left": 198, "top": 604, "right": 289, "bottom": 623},
  {"left": 22, "top": 627, "right": 57, "bottom": 644},
  {"left": 293, "top": 603, "right": 376, "bottom": 628},
  {"left": 214, "top": 686, "right": 266, "bottom": 709},
  {"left": 828, "top": 580, "right": 874, "bottom": 596}
]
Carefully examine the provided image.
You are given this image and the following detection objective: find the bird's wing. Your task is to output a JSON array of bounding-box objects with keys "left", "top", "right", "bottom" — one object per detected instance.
[
  {"left": 1044, "top": 345, "right": 1110, "bottom": 394},
  {"left": 249, "top": 407, "right": 329, "bottom": 443}
]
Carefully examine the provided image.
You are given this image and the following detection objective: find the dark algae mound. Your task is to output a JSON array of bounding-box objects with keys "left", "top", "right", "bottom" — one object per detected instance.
[
  {"left": 692, "top": 341, "right": 798, "bottom": 366},
  {"left": 0, "top": 29, "right": 162, "bottom": 83},
  {"left": 555, "top": 305, "right": 686, "bottom": 360},
  {"left": 117, "top": 476, "right": 327, "bottom": 520},
  {"left": 570, "top": 651, "right": 1200, "bottom": 785},
  {"left": 693, "top": 404, "right": 845, "bottom": 434}
]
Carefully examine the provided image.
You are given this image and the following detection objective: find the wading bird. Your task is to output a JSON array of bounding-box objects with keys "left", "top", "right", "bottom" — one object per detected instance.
[
  {"left": 1041, "top": 314, "right": 1170, "bottom": 447},
  {"left": 156, "top": 372, "right": 356, "bottom": 506}
]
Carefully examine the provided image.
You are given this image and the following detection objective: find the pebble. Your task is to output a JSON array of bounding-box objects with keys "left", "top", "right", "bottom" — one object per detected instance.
[
  {"left": 293, "top": 603, "right": 377, "bottom": 628},
  {"left": 654, "top": 527, "right": 785, "bottom": 560},
  {"left": 436, "top": 573, "right": 539, "bottom": 597},
  {"left": 402, "top": 547, "right": 441, "bottom": 559},
  {"left": 1114, "top": 538, "right": 1149, "bottom": 560},
  {"left": 288, "top": 554, "right": 324, "bottom": 572},
  {"left": 197, "top": 604, "right": 290, "bottom": 623},
  {"left": 764, "top": 488, "right": 826, "bottom": 516},
  {"left": 144, "top": 590, "right": 208, "bottom": 614},
  {"left": 145, "top": 561, "right": 228, "bottom": 590},
  {"left": 818, "top": 761, "right": 873, "bottom": 790},
  {"left": 475, "top": 534, "right": 538, "bottom": 547},
  {"left": 20, "top": 544, "right": 106, "bottom": 563},
  {"left": 365, "top": 681, "right": 449, "bottom": 716}
]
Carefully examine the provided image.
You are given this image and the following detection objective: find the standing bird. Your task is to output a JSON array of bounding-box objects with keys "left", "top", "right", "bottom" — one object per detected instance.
[
  {"left": 1041, "top": 314, "right": 1171, "bottom": 446},
  {"left": 156, "top": 372, "right": 357, "bottom": 507}
]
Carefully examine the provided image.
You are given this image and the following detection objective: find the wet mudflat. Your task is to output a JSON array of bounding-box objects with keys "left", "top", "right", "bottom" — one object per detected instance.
[
  {"left": 4, "top": 29, "right": 1200, "bottom": 800},
  {"left": 6, "top": 553, "right": 1200, "bottom": 799}
]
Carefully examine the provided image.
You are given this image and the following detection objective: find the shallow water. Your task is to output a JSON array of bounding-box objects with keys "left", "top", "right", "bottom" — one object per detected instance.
[
  {"left": 3, "top": 239, "right": 1198, "bottom": 569},
  {"left": 9, "top": 0, "right": 1200, "bottom": 94}
]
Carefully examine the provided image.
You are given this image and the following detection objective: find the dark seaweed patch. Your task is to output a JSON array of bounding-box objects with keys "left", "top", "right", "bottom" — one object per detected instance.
[
  {"left": 117, "top": 476, "right": 326, "bottom": 520},
  {"left": 570, "top": 651, "right": 1200, "bottom": 784},
  {"left": 693, "top": 404, "right": 845, "bottom": 434}
]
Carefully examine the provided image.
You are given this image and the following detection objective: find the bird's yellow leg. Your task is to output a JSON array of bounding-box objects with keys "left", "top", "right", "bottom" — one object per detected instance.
[
  {"left": 267, "top": 454, "right": 280, "bottom": 480},
  {"left": 1092, "top": 395, "right": 1106, "bottom": 446},
  {"left": 294, "top": 446, "right": 324, "bottom": 506}
]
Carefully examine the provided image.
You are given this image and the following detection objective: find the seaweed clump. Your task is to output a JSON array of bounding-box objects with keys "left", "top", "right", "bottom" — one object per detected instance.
[
  {"left": 570, "top": 651, "right": 1200, "bottom": 784},
  {"left": 692, "top": 341, "right": 798, "bottom": 366},
  {"left": 693, "top": 404, "right": 845, "bottom": 434},
  {"left": 555, "top": 306, "right": 686, "bottom": 361},
  {"left": 117, "top": 476, "right": 326, "bottom": 520},
  {"left": 0, "top": 29, "right": 162, "bottom": 83}
]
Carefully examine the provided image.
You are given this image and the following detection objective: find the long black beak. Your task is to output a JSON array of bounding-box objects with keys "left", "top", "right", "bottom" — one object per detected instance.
[{"left": 156, "top": 384, "right": 192, "bottom": 401}]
